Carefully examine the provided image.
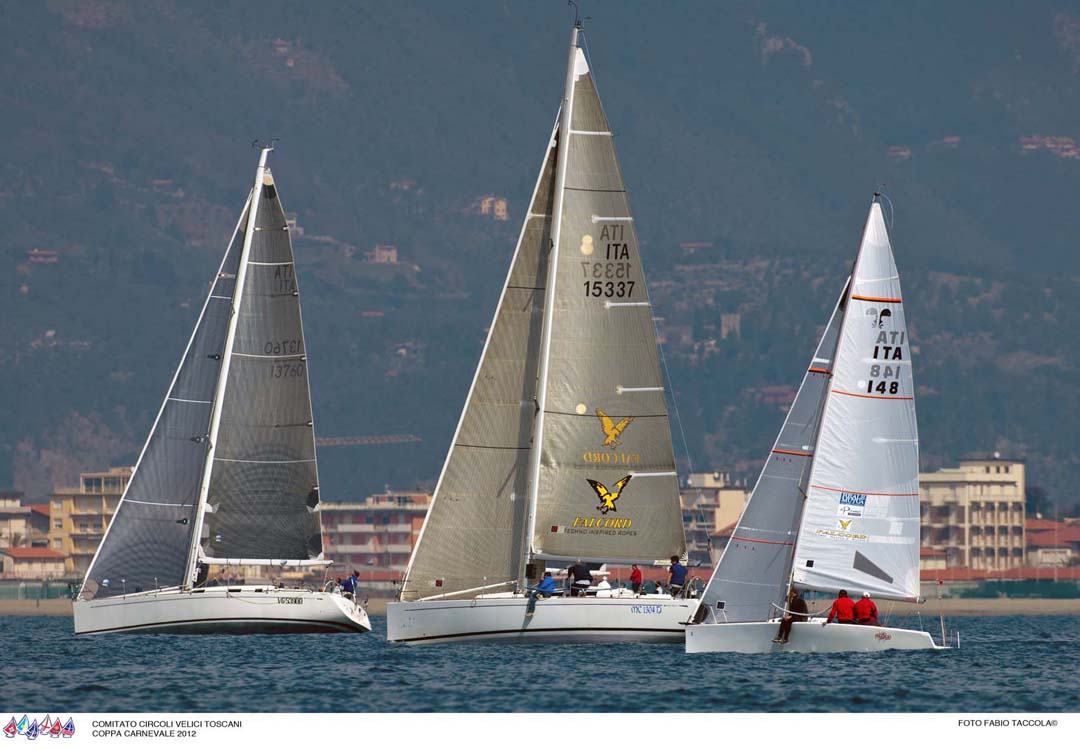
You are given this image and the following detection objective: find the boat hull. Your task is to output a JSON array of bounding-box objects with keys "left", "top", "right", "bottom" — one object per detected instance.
[
  {"left": 387, "top": 593, "right": 696, "bottom": 644},
  {"left": 685, "top": 620, "right": 944, "bottom": 653},
  {"left": 73, "top": 587, "right": 371, "bottom": 635}
]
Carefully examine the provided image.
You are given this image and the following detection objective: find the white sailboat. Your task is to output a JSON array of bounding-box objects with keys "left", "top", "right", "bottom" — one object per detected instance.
[
  {"left": 686, "top": 197, "right": 947, "bottom": 653},
  {"left": 386, "top": 19, "right": 695, "bottom": 644},
  {"left": 73, "top": 149, "right": 370, "bottom": 635}
]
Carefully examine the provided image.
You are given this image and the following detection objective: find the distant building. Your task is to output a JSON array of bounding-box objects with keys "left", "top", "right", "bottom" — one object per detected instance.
[
  {"left": 50, "top": 467, "right": 132, "bottom": 578},
  {"left": 886, "top": 145, "right": 912, "bottom": 160},
  {"left": 364, "top": 244, "right": 398, "bottom": 264},
  {"left": 919, "top": 455, "right": 1025, "bottom": 571},
  {"left": 284, "top": 212, "right": 304, "bottom": 237},
  {"left": 472, "top": 194, "right": 509, "bottom": 221},
  {"left": 1025, "top": 518, "right": 1080, "bottom": 568},
  {"left": 720, "top": 313, "right": 741, "bottom": 340},
  {"left": 26, "top": 249, "right": 60, "bottom": 264},
  {"left": 0, "top": 547, "right": 66, "bottom": 580},
  {"left": 680, "top": 471, "right": 747, "bottom": 566},
  {"left": 0, "top": 491, "right": 31, "bottom": 548},
  {"left": 320, "top": 490, "right": 432, "bottom": 595}
]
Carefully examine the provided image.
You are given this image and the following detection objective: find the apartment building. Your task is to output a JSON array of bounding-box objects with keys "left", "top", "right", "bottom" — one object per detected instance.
[
  {"left": 49, "top": 467, "right": 132, "bottom": 578},
  {"left": 919, "top": 455, "right": 1025, "bottom": 571}
]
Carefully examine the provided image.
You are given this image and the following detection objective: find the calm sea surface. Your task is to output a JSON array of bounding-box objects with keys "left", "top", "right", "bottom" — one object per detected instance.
[{"left": 2, "top": 614, "right": 1077, "bottom": 712}]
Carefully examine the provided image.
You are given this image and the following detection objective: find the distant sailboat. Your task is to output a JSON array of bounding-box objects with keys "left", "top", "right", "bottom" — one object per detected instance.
[
  {"left": 387, "top": 18, "right": 695, "bottom": 644},
  {"left": 73, "top": 148, "right": 370, "bottom": 635},
  {"left": 686, "top": 197, "right": 947, "bottom": 653}
]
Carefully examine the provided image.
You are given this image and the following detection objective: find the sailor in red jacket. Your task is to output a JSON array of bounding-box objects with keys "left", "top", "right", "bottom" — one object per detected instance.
[
  {"left": 854, "top": 591, "right": 880, "bottom": 626},
  {"left": 823, "top": 589, "right": 857, "bottom": 625}
]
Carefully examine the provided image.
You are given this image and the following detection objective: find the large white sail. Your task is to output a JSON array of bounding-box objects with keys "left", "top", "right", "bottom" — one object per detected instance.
[
  {"left": 791, "top": 201, "right": 920, "bottom": 602},
  {"left": 697, "top": 281, "right": 847, "bottom": 623},
  {"left": 400, "top": 119, "right": 558, "bottom": 601},
  {"left": 529, "top": 47, "right": 685, "bottom": 566}
]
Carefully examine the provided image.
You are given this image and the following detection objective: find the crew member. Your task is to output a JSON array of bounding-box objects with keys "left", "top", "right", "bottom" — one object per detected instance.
[
  {"left": 569, "top": 561, "right": 593, "bottom": 596},
  {"left": 667, "top": 556, "right": 688, "bottom": 598},
  {"left": 773, "top": 588, "right": 809, "bottom": 644},
  {"left": 854, "top": 591, "right": 880, "bottom": 626},
  {"left": 536, "top": 572, "right": 557, "bottom": 598},
  {"left": 823, "top": 589, "right": 856, "bottom": 625},
  {"left": 629, "top": 564, "right": 643, "bottom": 594}
]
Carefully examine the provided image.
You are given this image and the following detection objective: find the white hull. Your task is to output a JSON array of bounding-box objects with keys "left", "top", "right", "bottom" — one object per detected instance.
[
  {"left": 685, "top": 619, "right": 945, "bottom": 653},
  {"left": 387, "top": 591, "right": 695, "bottom": 644},
  {"left": 73, "top": 586, "right": 371, "bottom": 635}
]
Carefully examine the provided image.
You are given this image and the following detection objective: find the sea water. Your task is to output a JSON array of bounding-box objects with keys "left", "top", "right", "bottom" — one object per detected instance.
[{"left": 2, "top": 614, "right": 1077, "bottom": 712}]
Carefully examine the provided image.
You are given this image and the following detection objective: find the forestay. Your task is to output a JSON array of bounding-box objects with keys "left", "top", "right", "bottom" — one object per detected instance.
[
  {"left": 81, "top": 201, "right": 250, "bottom": 597},
  {"left": 531, "top": 47, "right": 685, "bottom": 564},
  {"left": 698, "top": 281, "right": 847, "bottom": 622},
  {"left": 792, "top": 202, "right": 920, "bottom": 601},
  {"left": 201, "top": 170, "right": 323, "bottom": 563},
  {"left": 400, "top": 120, "right": 559, "bottom": 600}
]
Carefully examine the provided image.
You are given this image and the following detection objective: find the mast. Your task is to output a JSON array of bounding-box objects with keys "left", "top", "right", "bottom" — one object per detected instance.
[
  {"left": 519, "top": 20, "right": 581, "bottom": 589},
  {"left": 183, "top": 148, "right": 271, "bottom": 588}
]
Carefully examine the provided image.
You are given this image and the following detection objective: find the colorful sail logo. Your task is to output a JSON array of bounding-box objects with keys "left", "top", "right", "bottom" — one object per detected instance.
[{"left": 3, "top": 715, "right": 74, "bottom": 740}]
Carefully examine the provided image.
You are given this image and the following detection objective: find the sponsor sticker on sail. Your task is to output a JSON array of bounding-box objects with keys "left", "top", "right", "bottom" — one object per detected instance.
[{"left": 838, "top": 492, "right": 866, "bottom": 517}]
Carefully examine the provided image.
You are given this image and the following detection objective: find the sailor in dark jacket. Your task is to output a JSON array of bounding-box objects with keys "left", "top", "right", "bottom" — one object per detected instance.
[{"left": 773, "top": 588, "right": 809, "bottom": 644}]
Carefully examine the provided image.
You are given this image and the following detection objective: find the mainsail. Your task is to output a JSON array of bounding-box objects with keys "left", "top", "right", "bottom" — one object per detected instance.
[
  {"left": 81, "top": 201, "right": 249, "bottom": 597},
  {"left": 400, "top": 120, "right": 558, "bottom": 601},
  {"left": 200, "top": 166, "right": 323, "bottom": 565},
  {"left": 529, "top": 45, "right": 684, "bottom": 565},
  {"left": 791, "top": 201, "right": 920, "bottom": 601},
  {"left": 697, "top": 281, "right": 848, "bottom": 623}
]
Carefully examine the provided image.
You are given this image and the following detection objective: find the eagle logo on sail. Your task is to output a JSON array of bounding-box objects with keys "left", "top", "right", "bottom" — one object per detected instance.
[
  {"left": 587, "top": 475, "right": 632, "bottom": 514},
  {"left": 596, "top": 409, "right": 633, "bottom": 449}
]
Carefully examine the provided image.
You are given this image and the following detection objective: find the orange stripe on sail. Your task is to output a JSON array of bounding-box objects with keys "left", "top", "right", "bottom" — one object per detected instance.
[
  {"left": 807, "top": 367, "right": 831, "bottom": 374},
  {"left": 832, "top": 389, "right": 913, "bottom": 401},
  {"left": 851, "top": 294, "right": 902, "bottom": 303},
  {"left": 772, "top": 449, "right": 812, "bottom": 457},
  {"left": 811, "top": 484, "right": 919, "bottom": 497}
]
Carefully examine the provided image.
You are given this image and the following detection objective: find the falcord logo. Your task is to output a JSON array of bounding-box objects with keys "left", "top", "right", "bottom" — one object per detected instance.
[
  {"left": 595, "top": 409, "right": 633, "bottom": 449},
  {"left": 3, "top": 715, "right": 75, "bottom": 740},
  {"left": 586, "top": 475, "right": 632, "bottom": 514}
]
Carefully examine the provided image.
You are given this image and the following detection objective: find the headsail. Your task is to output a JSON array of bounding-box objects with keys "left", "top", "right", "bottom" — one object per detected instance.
[
  {"left": 200, "top": 167, "right": 323, "bottom": 564},
  {"left": 80, "top": 200, "right": 250, "bottom": 597},
  {"left": 528, "top": 44, "right": 685, "bottom": 565},
  {"left": 792, "top": 201, "right": 920, "bottom": 602},
  {"left": 400, "top": 119, "right": 558, "bottom": 601},
  {"left": 697, "top": 280, "right": 848, "bottom": 623}
]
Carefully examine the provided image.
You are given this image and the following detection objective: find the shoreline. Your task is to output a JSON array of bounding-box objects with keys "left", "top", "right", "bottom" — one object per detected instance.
[{"left": 1, "top": 597, "right": 1077, "bottom": 618}]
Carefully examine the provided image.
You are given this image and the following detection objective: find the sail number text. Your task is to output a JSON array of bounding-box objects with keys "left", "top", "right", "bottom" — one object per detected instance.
[
  {"left": 264, "top": 339, "right": 303, "bottom": 356},
  {"left": 864, "top": 330, "right": 905, "bottom": 395}
]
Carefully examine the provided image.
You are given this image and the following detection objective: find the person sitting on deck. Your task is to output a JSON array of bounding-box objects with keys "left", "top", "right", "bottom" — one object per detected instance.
[
  {"left": 854, "top": 591, "right": 880, "bottom": 626},
  {"left": 568, "top": 561, "right": 593, "bottom": 596},
  {"left": 667, "top": 556, "right": 688, "bottom": 598},
  {"left": 773, "top": 587, "right": 809, "bottom": 644},
  {"left": 340, "top": 571, "right": 357, "bottom": 600},
  {"left": 823, "top": 589, "right": 857, "bottom": 626},
  {"left": 536, "top": 572, "right": 557, "bottom": 598}
]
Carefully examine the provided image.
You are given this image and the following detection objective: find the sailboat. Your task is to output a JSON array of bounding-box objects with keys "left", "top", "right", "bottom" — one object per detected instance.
[
  {"left": 386, "top": 19, "right": 694, "bottom": 644},
  {"left": 73, "top": 148, "right": 371, "bottom": 635},
  {"left": 686, "top": 197, "right": 947, "bottom": 653}
]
